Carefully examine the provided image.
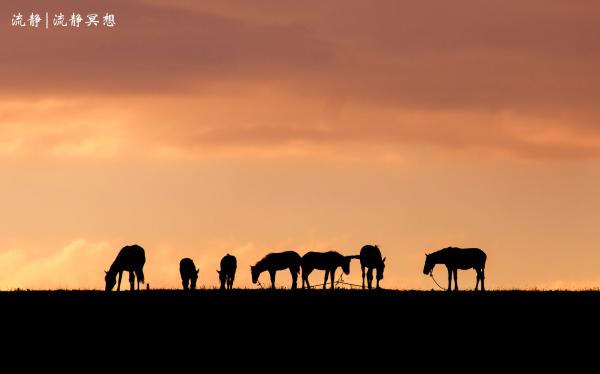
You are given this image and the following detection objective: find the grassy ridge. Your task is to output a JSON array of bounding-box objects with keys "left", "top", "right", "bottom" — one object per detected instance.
[
  {"left": 1, "top": 290, "right": 595, "bottom": 360},
  {"left": 4, "top": 289, "right": 600, "bottom": 323}
]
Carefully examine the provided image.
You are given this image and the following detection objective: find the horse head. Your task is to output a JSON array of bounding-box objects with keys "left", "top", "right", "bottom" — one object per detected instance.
[
  {"left": 423, "top": 254, "right": 434, "bottom": 275},
  {"left": 341, "top": 257, "right": 352, "bottom": 275},
  {"left": 376, "top": 257, "right": 386, "bottom": 280},
  {"left": 217, "top": 269, "right": 226, "bottom": 289},
  {"left": 104, "top": 270, "right": 116, "bottom": 292},
  {"left": 250, "top": 265, "right": 259, "bottom": 284},
  {"left": 190, "top": 268, "right": 199, "bottom": 290}
]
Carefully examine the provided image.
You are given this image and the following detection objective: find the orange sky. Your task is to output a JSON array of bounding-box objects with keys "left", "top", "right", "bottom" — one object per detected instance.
[{"left": 2, "top": 0, "right": 600, "bottom": 290}]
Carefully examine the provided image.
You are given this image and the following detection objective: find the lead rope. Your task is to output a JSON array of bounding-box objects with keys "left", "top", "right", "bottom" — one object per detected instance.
[{"left": 430, "top": 272, "right": 446, "bottom": 291}]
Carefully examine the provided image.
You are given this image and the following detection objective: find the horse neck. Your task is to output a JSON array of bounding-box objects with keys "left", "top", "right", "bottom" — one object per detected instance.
[
  {"left": 254, "top": 259, "right": 268, "bottom": 273},
  {"left": 430, "top": 251, "right": 445, "bottom": 265},
  {"left": 107, "top": 265, "right": 119, "bottom": 277},
  {"left": 336, "top": 253, "right": 349, "bottom": 266},
  {"left": 109, "top": 258, "right": 125, "bottom": 273}
]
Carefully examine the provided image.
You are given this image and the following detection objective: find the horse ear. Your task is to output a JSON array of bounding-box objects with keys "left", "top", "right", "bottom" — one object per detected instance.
[
  {"left": 383, "top": 257, "right": 386, "bottom": 263},
  {"left": 104, "top": 270, "right": 108, "bottom": 274},
  {"left": 196, "top": 269, "right": 200, "bottom": 274},
  {"left": 217, "top": 270, "right": 221, "bottom": 275}
]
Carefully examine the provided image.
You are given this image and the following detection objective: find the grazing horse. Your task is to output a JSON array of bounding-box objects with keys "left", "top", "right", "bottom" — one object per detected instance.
[
  {"left": 105, "top": 244, "right": 146, "bottom": 291},
  {"left": 301, "top": 251, "right": 354, "bottom": 289},
  {"left": 179, "top": 258, "right": 199, "bottom": 290},
  {"left": 423, "top": 246, "right": 487, "bottom": 291},
  {"left": 251, "top": 251, "right": 301, "bottom": 289},
  {"left": 360, "top": 245, "right": 386, "bottom": 289},
  {"left": 217, "top": 254, "right": 237, "bottom": 290}
]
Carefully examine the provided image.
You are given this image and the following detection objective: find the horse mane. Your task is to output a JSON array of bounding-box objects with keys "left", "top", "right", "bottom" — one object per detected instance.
[
  {"left": 108, "top": 259, "right": 121, "bottom": 275},
  {"left": 254, "top": 253, "right": 272, "bottom": 267}
]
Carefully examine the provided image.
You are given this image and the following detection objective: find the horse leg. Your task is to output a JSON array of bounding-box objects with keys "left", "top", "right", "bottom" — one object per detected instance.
[
  {"left": 302, "top": 267, "right": 308, "bottom": 289},
  {"left": 447, "top": 268, "right": 452, "bottom": 292},
  {"left": 182, "top": 278, "right": 188, "bottom": 290},
  {"left": 361, "top": 265, "right": 366, "bottom": 289},
  {"left": 303, "top": 269, "right": 312, "bottom": 289},
  {"left": 367, "top": 268, "right": 373, "bottom": 290},
  {"left": 453, "top": 269, "right": 458, "bottom": 291},
  {"left": 323, "top": 270, "right": 329, "bottom": 290},
  {"left": 481, "top": 268, "right": 485, "bottom": 291},
  {"left": 475, "top": 269, "right": 480, "bottom": 291},
  {"left": 291, "top": 267, "right": 298, "bottom": 290},
  {"left": 269, "top": 270, "right": 276, "bottom": 289},
  {"left": 330, "top": 269, "right": 336, "bottom": 290},
  {"left": 129, "top": 271, "right": 135, "bottom": 291},
  {"left": 117, "top": 271, "right": 123, "bottom": 291}
]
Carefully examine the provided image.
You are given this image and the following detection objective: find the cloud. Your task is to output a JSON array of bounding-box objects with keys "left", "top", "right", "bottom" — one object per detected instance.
[
  {"left": 0, "top": 239, "right": 113, "bottom": 289},
  {"left": 0, "top": 98, "right": 129, "bottom": 157},
  {"left": 3, "top": 93, "right": 598, "bottom": 161},
  {"left": 2, "top": 0, "right": 600, "bottom": 160},
  {"left": 0, "top": 237, "right": 362, "bottom": 290},
  {"left": 1, "top": 0, "right": 334, "bottom": 95}
]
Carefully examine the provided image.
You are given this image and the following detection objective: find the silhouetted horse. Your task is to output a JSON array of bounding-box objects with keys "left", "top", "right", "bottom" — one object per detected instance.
[
  {"left": 423, "top": 247, "right": 487, "bottom": 291},
  {"left": 218, "top": 254, "right": 237, "bottom": 290},
  {"left": 179, "top": 258, "right": 199, "bottom": 290},
  {"left": 360, "top": 245, "right": 386, "bottom": 289},
  {"left": 105, "top": 244, "right": 146, "bottom": 291},
  {"left": 301, "top": 251, "right": 354, "bottom": 289},
  {"left": 251, "top": 251, "right": 301, "bottom": 289}
]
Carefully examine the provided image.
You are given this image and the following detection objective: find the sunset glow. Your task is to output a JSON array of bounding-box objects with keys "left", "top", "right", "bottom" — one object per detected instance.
[{"left": 2, "top": 0, "right": 600, "bottom": 290}]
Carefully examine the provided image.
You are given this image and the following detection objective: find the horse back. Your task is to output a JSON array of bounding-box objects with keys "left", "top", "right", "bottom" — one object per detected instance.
[
  {"left": 179, "top": 258, "right": 197, "bottom": 278},
  {"left": 445, "top": 247, "right": 486, "bottom": 268},
  {"left": 302, "top": 251, "right": 343, "bottom": 270},
  {"left": 360, "top": 245, "right": 382, "bottom": 267},
  {"left": 462, "top": 248, "right": 486, "bottom": 263},
  {"left": 220, "top": 254, "right": 237, "bottom": 275},
  {"left": 112, "top": 244, "right": 146, "bottom": 272},
  {"left": 265, "top": 251, "right": 301, "bottom": 270}
]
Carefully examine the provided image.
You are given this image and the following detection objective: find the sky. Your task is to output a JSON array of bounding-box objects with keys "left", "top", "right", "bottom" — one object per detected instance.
[{"left": 1, "top": 0, "right": 600, "bottom": 290}]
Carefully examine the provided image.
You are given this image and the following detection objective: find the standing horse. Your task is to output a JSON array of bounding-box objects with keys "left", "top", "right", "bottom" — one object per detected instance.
[
  {"left": 360, "top": 245, "right": 386, "bottom": 289},
  {"left": 251, "top": 251, "right": 301, "bottom": 289},
  {"left": 217, "top": 254, "right": 237, "bottom": 290},
  {"left": 423, "top": 246, "right": 487, "bottom": 291},
  {"left": 301, "top": 251, "right": 354, "bottom": 289},
  {"left": 179, "top": 258, "right": 199, "bottom": 290},
  {"left": 105, "top": 244, "right": 146, "bottom": 291}
]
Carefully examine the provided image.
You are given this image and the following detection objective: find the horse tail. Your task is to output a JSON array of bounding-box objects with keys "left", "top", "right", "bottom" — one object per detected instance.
[
  {"left": 137, "top": 268, "right": 145, "bottom": 284},
  {"left": 295, "top": 253, "right": 302, "bottom": 274}
]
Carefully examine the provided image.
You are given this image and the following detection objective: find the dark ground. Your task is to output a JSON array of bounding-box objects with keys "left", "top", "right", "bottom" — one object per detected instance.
[{"left": 1, "top": 290, "right": 598, "bottom": 365}]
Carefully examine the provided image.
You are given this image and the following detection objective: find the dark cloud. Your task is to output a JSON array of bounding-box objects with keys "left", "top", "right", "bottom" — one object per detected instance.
[{"left": 2, "top": 0, "right": 600, "bottom": 159}]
